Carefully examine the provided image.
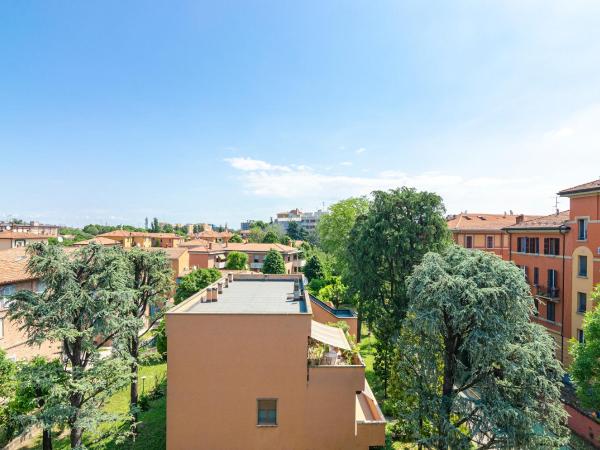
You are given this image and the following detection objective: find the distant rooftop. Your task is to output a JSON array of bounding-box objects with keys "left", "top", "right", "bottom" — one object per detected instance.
[
  {"left": 558, "top": 179, "right": 600, "bottom": 196},
  {"left": 182, "top": 277, "right": 308, "bottom": 314},
  {"left": 504, "top": 210, "right": 570, "bottom": 231},
  {"left": 446, "top": 213, "right": 541, "bottom": 231}
]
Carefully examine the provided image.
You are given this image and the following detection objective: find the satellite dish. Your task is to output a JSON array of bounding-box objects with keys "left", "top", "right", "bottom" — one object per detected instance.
[{"left": 57, "top": 236, "right": 64, "bottom": 243}]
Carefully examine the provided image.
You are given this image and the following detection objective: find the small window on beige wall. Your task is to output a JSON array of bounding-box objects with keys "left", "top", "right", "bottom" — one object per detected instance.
[{"left": 257, "top": 399, "right": 277, "bottom": 425}]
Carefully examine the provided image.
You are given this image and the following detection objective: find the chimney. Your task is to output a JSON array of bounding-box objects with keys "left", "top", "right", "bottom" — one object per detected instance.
[
  {"left": 209, "top": 242, "right": 213, "bottom": 250},
  {"left": 228, "top": 273, "right": 234, "bottom": 283},
  {"left": 293, "top": 279, "right": 301, "bottom": 299},
  {"left": 509, "top": 209, "right": 513, "bottom": 215},
  {"left": 210, "top": 287, "right": 218, "bottom": 302},
  {"left": 217, "top": 282, "right": 223, "bottom": 294},
  {"left": 224, "top": 277, "right": 229, "bottom": 288},
  {"left": 516, "top": 214, "right": 525, "bottom": 224}
]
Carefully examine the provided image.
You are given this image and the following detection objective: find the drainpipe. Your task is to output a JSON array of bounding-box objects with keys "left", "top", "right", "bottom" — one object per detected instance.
[{"left": 559, "top": 224, "right": 568, "bottom": 364}]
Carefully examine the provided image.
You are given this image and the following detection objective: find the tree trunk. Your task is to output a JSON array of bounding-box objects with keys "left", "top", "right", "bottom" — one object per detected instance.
[
  {"left": 70, "top": 427, "right": 83, "bottom": 449},
  {"left": 130, "top": 335, "right": 140, "bottom": 434},
  {"left": 439, "top": 333, "right": 456, "bottom": 450},
  {"left": 42, "top": 428, "right": 53, "bottom": 450}
]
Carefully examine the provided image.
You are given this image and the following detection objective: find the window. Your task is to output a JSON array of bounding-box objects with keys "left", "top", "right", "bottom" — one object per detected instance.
[
  {"left": 533, "top": 267, "right": 539, "bottom": 286},
  {"left": 578, "top": 255, "right": 588, "bottom": 277},
  {"left": 465, "top": 235, "right": 473, "bottom": 249},
  {"left": 544, "top": 238, "right": 560, "bottom": 255},
  {"left": 14, "top": 239, "right": 26, "bottom": 247},
  {"left": 534, "top": 298, "right": 539, "bottom": 316},
  {"left": 547, "top": 269, "right": 558, "bottom": 289},
  {"left": 578, "top": 218, "right": 588, "bottom": 241},
  {"left": 486, "top": 236, "right": 494, "bottom": 249},
  {"left": 0, "top": 317, "right": 3, "bottom": 339},
  {"left": 547, "top": 302, "right": 555, "bottom": 322},
  {"left": 577, "top": 329, "right": 585, "bottom": 344},
  {"left": 257, "top": 399, "right": 277, "bottom": 426},
  {"left": 0, "top": 284, "right": 16, "bottom": 309},
  {"left": 524, "top": 266, "right": 529, "bottom": 282},
  {"left": 36, "top": 280, "right": 47, "bottom": 293},
  {"left": 516, "top": 237, "right": 539, "bottom": 254},
  {"left": 578, "top": 292, "right": 587, "bottom": 314}
]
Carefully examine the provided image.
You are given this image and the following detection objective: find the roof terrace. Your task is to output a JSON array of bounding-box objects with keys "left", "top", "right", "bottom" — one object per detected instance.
[{"left": 171, "top": 274, "right": 309, "bottom": 315}]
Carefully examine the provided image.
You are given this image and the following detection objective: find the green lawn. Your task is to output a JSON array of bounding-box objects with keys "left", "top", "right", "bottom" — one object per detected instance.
[{"left": 23, "top": 362, "right": 167, "bottom": 450}]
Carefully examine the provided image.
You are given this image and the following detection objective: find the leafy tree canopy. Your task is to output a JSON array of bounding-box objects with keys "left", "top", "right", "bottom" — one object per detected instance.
[
  {"left": 304, "top": 254, "right": 325, "bottom": 281},
  {"left": 226, "top": 251, "right": 248, "bottom": 270},
  {"left": 396, "top": 246, "right": 568, "bottom": 449},
  {"left": 229, "top": 233, "right": 243, "bottom": 243},
  {"left": 318, "top": 197, "right": 369, "bottom": 277},
  {"left": 9, "top": 243, "right": 137, "bottom": 448},
  {"left": 570, "top": 285, "right": 600, "bottom": 410},
  {"left": 262, "top": 249, "right": 286, "bottom": 274},
  {"left": 286, "top": 221, "right": 308, "bottom": 241},
  {"left": 174, "top": 268, "right": 221, "bottom": 304},
  {"left": 262, "top": 230, "right": 280, "bottom": 243},
  {"left": 317, "top": 276, "right": 348, "bottom": 309}
]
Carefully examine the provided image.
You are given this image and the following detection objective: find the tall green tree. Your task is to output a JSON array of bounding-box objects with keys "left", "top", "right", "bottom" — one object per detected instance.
[
  {"left": 174, "top": 268, "right": 221, "bottom": 304},
  {"left": 229, "top": 233, "right": 243, "bottom": 243},
  {"left": 286, "top": 221, "right": 308, "bottom": 241},
  {"left": 120, "top": 248, "right": 173, "bottom": 430},
  {"left": 318, "top": 197, "right": 369, "bottom": 277},
  {"left": 317, "top": 276, "right": 347, "bottom": 308},
  {"left": 347, "top": 187, "right": 449, "bottom": 395},
  {"left": 0, "top": 350, "right": 16, "bottom": 446},
  {"left": 226, "top": 251, "right": 248, "bottom": 270},
  {"left": 151, "top": 217, "right": 160, "bottom": 233},
  {"left": 570, "top": 285, "right": 600, "bottom": 409},
  {"left": 396, "top": 246, "right": 568, "bottom": 449},
  {"left": 262, "top": 230, "right": 279, "bottom": 243},
  {"left": 9, "top": 243, "right": 136, "bottom": 449},
  {"left": 303, "top": 254, "right": 325, "bottom": 281},
  {"left": 10, "top": 358, "right": 67, "bottom": 450},
  {"left": 262, "top": 250, "right": 286, "bottom": 274}
]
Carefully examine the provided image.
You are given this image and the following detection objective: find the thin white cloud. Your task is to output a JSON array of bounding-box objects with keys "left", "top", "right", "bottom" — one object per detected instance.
[
  {"left": 340, "top": 161, "right": 353, "bottom": 166},
  {"left": 355, "top": 147, "right": 367, "bottom": 154},
  {"left": 224, "top": 157, "right": 291, "bottom": 172}
]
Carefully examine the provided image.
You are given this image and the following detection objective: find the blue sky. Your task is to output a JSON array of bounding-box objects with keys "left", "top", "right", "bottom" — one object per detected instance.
[{"left": 2, "top": 1, "right": 600, "bottom": 227}]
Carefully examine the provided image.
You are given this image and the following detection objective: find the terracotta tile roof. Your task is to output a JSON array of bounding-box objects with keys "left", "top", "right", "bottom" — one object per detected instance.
[
  {"left": 446, "top": 213, "right": 541, "bottom": 231},
  {"left": 179, "top": 239, "right": 211, "bottom": 248},
  {"left": 187, "top": 242, "right": 298, "bottom": 254},
  {"left": 72, "top": 236, "right": 120, "bottom": 246},
  {"left": 98, "top": 231, "right": 182, "bottom": 239},
  {"left": 0, "top": 248, "right": 33, "bottom": 284},
  {"left": 142, "top": 247, "right": 188, "bottom": 259},
  {"left": 0, "top": 232, "right": 52, "bottom": 240},
  {"left": 504, "top": 210, "right": 570, "bottom": 231},
  {"left": 224, "top": 243, "right": 298, "bottom": 253},
  {"left": 558, "top": 179, "right": 600, "bottom": 196}
]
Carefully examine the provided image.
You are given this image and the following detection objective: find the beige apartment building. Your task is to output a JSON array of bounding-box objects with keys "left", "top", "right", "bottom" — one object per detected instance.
[
  {"left": 0, "top": 221, "right": 59, "bottom": 236},
  {"left": 166, "top": 273, "right": 385, "bottom": 450},
  {"left": 0, "top": 231, "right": 52, "bottom": 250},
  {"left": 0, "top": 248, "right": 62, "bottom": 360},
  {"left": 98, "top": 231, "right": 184, "bottom": 248}
]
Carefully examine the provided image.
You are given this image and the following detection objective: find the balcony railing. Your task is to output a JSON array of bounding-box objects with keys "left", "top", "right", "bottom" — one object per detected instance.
[{"left": 536, "top": 286, "right": 560, "bottom": 300}]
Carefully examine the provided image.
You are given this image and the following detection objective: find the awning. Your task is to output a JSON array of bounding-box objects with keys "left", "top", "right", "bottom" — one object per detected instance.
[{"left": 310, "top": 320, "right": 352, "bottom": 350}]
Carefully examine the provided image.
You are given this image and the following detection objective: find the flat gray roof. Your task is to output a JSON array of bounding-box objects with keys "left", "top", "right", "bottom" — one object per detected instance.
[{"left": 186, "top": 279, "right": 307, "bottom": 314}]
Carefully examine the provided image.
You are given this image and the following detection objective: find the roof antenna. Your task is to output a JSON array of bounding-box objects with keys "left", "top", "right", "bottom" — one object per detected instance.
[{"left": 554, "top": 196, "right": 559, "bottom": 215}]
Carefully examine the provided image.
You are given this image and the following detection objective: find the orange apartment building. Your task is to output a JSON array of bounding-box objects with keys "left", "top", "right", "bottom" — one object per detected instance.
[
  {"left": 503, "top": 180, "right": 600, "bottom": 365},
  {"left": 98, "top": 231, "right": 184, "bottom": 248},
  {"left": 166, "top": 273, "right": 385, "bottom": 450},
  {"left": 0, "top": 248, "right": 62, "bottom": 361},
  {"left": 0, "top": 231, "right": 51, "bottom": 250},
  {"left": 447, "top": 213, "right": 539, "bottom": 260}
]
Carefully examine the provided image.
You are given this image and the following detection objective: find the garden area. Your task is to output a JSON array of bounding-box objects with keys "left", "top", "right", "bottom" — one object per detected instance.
[{"left": 19, "top": 361, "right": 167, "bottom": 450}]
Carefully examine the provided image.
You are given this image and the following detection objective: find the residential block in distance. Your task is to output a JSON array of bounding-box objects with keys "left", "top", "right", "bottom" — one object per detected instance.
[{"left": 166, "top": 273, "right": 385, "bottom": 450}]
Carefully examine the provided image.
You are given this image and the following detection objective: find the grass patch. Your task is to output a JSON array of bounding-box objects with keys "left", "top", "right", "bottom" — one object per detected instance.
[{"left": 23, "top": 362, "right": 167, "bottom": 450}]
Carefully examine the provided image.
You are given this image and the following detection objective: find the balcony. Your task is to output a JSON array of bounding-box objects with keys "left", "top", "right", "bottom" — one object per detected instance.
[{"left": 536, "top": 286, "right": 560, "bottom": 301}]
